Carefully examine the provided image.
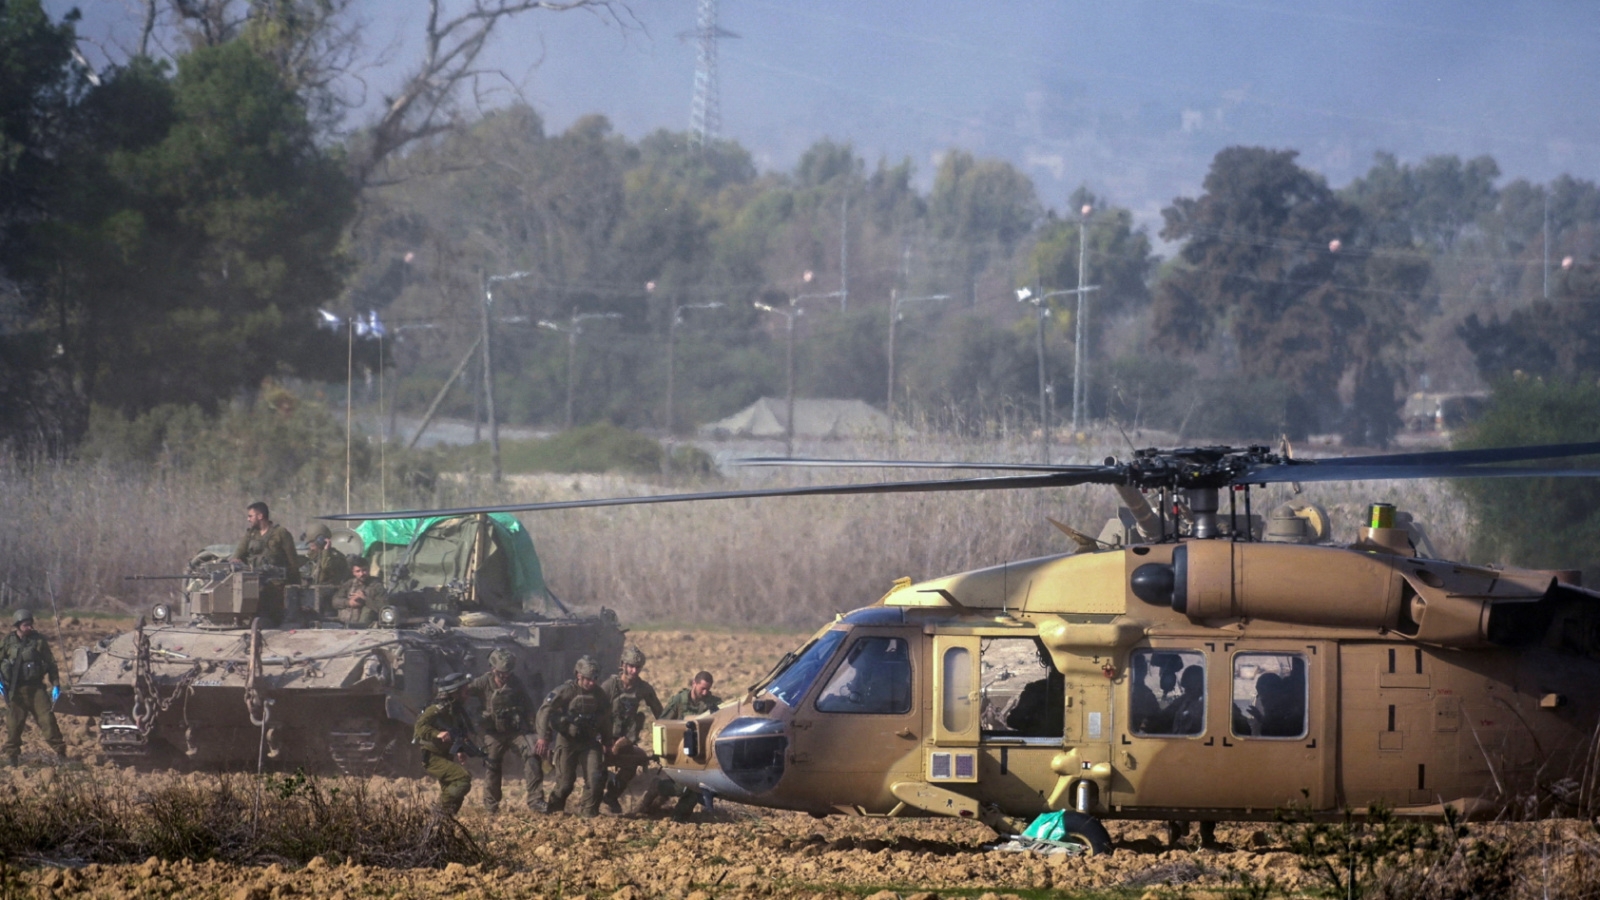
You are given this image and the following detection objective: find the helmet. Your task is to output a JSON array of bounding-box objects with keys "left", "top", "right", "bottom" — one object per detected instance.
[
  {"left": 620, "top": 646, "right": 646, "bottom": 668},
  {"left": 435, "top": 672, "right": 472, "bottom": 697},
  {"left": 304, "top": 523, "right": 333, "bottom": 542},
  {"left": 574, "top": 656, "right": 600, "bottom": 679},
  {"left": 12, "top": 609, "right": 32, "bottom": 626},
  {"left": 489, "top": 648, "right": 515, "bottom": 672}
]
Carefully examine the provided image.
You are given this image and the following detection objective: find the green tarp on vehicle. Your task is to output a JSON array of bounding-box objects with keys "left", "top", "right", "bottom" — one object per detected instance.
[{"left": 354, "top": 514, "right": 550, "bottom": 612}]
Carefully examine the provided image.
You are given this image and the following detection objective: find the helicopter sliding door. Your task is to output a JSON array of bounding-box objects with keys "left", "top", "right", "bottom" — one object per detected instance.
[
  {"left": 1112, "top": 641, "right": 1334, "bottom": 814},
  {"left": 785, "top": 629, "right": 924, "bottom": 813}
]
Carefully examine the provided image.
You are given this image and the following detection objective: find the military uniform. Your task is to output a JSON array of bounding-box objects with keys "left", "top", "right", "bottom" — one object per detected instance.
[
  {"left": 0, "top": 618, "right": 65, "bottom": 763},
  {"left": 468, "top": 665, "right": 542, "bottom": 813},
  {"left": 536, "top": 677, "right": 613, "bottom": 816},
  {"left": 234, "top": 524, "right": 301, "bottom": 583},
  {"left": 332, "top": 574, "right": 386, "bottom": 627},
  {"left": 651, "top": 685, "right": 722, "bottom": 819},
  {"left": 414, "top": 677, "right": 475, "bottom": 815},
  {"left": 661, "top": 687, "right": 722, "bottom": 720},
  {"left": 601, "top": 672, "right": 663, "bottom": 811},
  {"left": 300, "top": 545, "right": 349, "bottom": 616},
  {"left": 236, "top": 523, "right": 300, "bottom": 624}
]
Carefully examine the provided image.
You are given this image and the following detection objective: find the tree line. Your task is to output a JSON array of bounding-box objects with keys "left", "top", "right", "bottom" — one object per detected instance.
[{"left": 6, "top": 0, "right": 1600, "bottom": 456}]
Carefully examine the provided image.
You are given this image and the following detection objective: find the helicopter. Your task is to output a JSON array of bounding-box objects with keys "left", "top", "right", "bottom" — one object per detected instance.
[{"left": 325, "top": 440, "right": 1600, "bottom": 854}]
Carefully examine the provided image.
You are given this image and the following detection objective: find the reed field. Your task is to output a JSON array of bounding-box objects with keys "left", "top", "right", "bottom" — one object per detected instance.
[{"left": 0, "top": 430, "right": 1485, "bottom": 627}]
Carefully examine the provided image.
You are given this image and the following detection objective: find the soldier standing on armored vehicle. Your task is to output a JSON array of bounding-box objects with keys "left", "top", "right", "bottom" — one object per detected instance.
[
  {"left": 231, "top": 502, "right": 299, "bottom": 624},
  {"left": 0, "top": 609, "right": 68, "bottom": 767},
  {"left": 468, "top": 648, "right": 543, "bottom": 815},
  {"left": 414, "top": 672, "right": 477, "bottom": 817},
  {"left": 600, "top": 645, "right": 663, "bottom": 814},
  {"left": 535, "top": 656, "right": 613, "bottom": 817},
  {"left": 645, "top": 671, "right": 721, "bottom": 820},
  {"left": 332, "top": 557, "right": 386, "bottom": 627}
]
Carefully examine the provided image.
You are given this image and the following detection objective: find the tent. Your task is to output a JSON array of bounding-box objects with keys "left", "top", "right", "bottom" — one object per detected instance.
[
  {"left": 698, "top": 397, "right": 892, "bottom": 439},
  {"left": 353, "top": 513, "right": 550, "bottom": 612}
]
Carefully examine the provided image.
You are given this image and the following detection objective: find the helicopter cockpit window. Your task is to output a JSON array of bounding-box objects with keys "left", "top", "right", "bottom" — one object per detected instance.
[
  {"left": 1231, "top": 652, "right": 1307, "bottom": 739},
  {"left": 980, "top": 638, "right": 1064, "bottom": 738},
  {"left": 815, "top": 636, "right": 912, "bottom": 714},
  {"left": 1129, "top": 649, "right": 1207, "bottom": 737},
  {"left": 765, "top": 629, "right": 847, "bottom": 708}
]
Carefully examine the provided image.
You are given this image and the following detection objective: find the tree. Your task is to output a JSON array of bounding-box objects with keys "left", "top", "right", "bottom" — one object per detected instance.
[
  {"left": 1455, "top": 378, "right": 1600, "bottom": 584},
  {"left": 927, "top": 151, "right": 1039, "bottom": 305},
  {"left": 0, "top": 1, "right": 85, "bottom": 451},
  {"left": 39, "top": 41, "right": 359, "bottom": 415},
  {"left": 1151, "top": 147, "right": 1426, "bottom": 444}
]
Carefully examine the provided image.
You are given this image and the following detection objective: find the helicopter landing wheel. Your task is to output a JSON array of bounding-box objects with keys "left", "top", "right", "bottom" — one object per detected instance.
[{"left": 1057, "top": 811, "right": 1113, "bottom": 856}]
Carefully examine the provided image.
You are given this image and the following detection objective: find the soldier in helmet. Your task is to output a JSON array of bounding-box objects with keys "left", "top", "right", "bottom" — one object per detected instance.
[
  {"left": 0, "top": 609, "right": 67, "bottom": 766},
  {"left": 600, "top": 645, "right": 663, "bottom": 814},
  {"left": 534, "top": 656, "right": 613, "bottom": 816},
  {"left": 413, "top": 671, "right": 476, "bottom": 816},
  {"left": 299, "top": 523, "right": 349, "bottom": 616},
  {"left": 468, "top": 648, "right": 543, "bottom": 814}
]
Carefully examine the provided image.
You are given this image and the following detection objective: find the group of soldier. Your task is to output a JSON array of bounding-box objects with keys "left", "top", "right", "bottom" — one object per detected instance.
[
  {"left": 232, "top": 501, "right": 388, "bottom": 625},
  {"left": 416, "top": 645, "right": 722, "bottom": 821},
  {"left": 233, "top": 502, "right": 729, "bottom": 819}
]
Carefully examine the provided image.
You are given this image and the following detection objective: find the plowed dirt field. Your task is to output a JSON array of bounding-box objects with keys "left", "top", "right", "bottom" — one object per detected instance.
[{"left": 0, "top": 622, "right": 1569, "bottom": 898}]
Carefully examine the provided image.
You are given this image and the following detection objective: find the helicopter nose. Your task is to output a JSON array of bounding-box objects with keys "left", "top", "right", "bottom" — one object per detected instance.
[{"left": 663, "top": 716, "right": 788, "bottom": 803}]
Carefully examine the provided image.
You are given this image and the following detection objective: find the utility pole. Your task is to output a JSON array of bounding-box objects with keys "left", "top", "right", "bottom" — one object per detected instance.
[
  {"left": 481, "top": 269, "right": 530, "bottom": 483},
  {"left": 1071, "top": 204, "right": 1101, "bottom": 433},
  {"left": 840, "top": 195, "right": 849, "bottom": 312},
  {"left": 754, "top": 301, "right": 803, "bottom": 457},
  {"left": 1017, "top": 286, "right": 1081, "bottom": 465},
  {"left": 665, "top": 299, "right": 724, "bottom": 434},
  {"left": 538, "top": 309, "right": 622, "bottom": 430},
  {"left": 887, "top": 289, "right": 949, "bottom": 441}
]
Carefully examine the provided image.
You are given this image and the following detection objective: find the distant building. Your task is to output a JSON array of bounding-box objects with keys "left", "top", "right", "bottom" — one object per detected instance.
[{"left": 698, "top": 398, "right": 893, "bottom": 440}]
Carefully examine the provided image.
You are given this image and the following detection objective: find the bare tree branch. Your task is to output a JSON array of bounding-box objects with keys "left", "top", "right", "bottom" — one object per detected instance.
[{"left": 350, "top": 0, "right": 629, "bottom": 185}]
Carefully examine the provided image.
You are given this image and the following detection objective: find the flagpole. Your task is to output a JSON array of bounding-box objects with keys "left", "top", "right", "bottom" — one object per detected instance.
[{"left": 345, "top": 317, "right": 353, "bottom": 514}]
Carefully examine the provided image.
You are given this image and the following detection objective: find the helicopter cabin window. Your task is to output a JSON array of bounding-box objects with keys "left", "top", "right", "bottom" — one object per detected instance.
[
  {"left": 815, "top": 636, "right": 912, "bottom": 715},
  {"left": 941, "top": 646, "right": 973, "bottom": 733},
  {"left": 1231, "top": 652, "right": 1308, "bottom": 739},
  {"left": 979, "top": 638, "right": 1064, "bottom": 738},
  {"left": 1129, "top": 649, "right": 1207, "bottom": 737}
]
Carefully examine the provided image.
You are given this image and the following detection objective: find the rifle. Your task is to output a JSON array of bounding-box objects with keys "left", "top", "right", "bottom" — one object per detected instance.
[
  {"left": 122, "top": 575, "right": 196, "bottom": 581},
  {"left": 448, "top": 728, "right": 486, "bottom": 759}
]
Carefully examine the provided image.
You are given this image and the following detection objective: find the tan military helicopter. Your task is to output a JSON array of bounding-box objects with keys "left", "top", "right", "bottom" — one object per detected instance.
[{"left": 328, "top": 441, "right": 1600, "bottom": 854}]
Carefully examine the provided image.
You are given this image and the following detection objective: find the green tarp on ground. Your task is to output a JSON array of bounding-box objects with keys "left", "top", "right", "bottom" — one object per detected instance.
[{"left": 353, "top": 513, "right": 549, "bottom": 610}]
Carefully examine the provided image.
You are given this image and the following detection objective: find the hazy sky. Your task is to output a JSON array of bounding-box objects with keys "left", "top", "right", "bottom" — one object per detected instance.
[{"left": 62, "top": 1, "right": 1600, "bottom": 231}]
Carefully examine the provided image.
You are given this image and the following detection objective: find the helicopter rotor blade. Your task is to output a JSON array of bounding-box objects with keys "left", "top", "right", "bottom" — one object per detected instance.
[
  {"left": 734, "top": 456, "right": 1103, "bottom": 474},
  {"left": 1285, "top": 441, "right": 1600, "bottom": 469},
  {"left": 321, "top": 468, "right": 1122, "bottom": 522},
  {"left": 1239, "top": 463, "right": 1600, "bottom": 485}
]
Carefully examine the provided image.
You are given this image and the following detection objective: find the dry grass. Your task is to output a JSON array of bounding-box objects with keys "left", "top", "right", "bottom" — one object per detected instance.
[
  {"left": 0, "top": 770, "right": 489, "bottom": 869},
  {"left": 0, "top": 432, "right": 1481, "bottom": 627}
]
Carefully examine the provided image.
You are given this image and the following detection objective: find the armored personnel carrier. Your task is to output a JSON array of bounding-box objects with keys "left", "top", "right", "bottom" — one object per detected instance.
[{"left": 62, "top": 513, "right": 624, "bottom": 773}]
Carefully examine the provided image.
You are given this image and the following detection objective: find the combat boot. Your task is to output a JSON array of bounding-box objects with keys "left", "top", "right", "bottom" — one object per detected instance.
[{"left": 528, "top": 794, "right": 548, "bottom": 814}]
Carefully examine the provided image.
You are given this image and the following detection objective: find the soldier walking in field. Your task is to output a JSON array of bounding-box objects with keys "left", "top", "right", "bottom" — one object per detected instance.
[
  {"left": 414, "top": 672, "right": 477, "bottom": 817},
  {"left": 231, "top": 501, "right": 300, "bottom": 624},
  {"left": 0, "top": 609, "right": 68, "bottom": 767},
  {"left": 535, "top": 656, "right": 613, "bottom": 817},
  {"left": 647, "top": 670, "right": 722, "bottom": 820},
  {"left": 600, "top": 645, "right": 663, "bottom": 814},
  {"left": 468, "top": 648, "right": 543, "bottom": 815}
]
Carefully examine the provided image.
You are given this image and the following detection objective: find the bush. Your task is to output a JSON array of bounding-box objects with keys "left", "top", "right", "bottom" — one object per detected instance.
[
  {"left": 0, "top": 771, "right": 491, "bottom": 868},
  {"left": 456, "top": 424, "right": 665, "bottom": 475}
]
